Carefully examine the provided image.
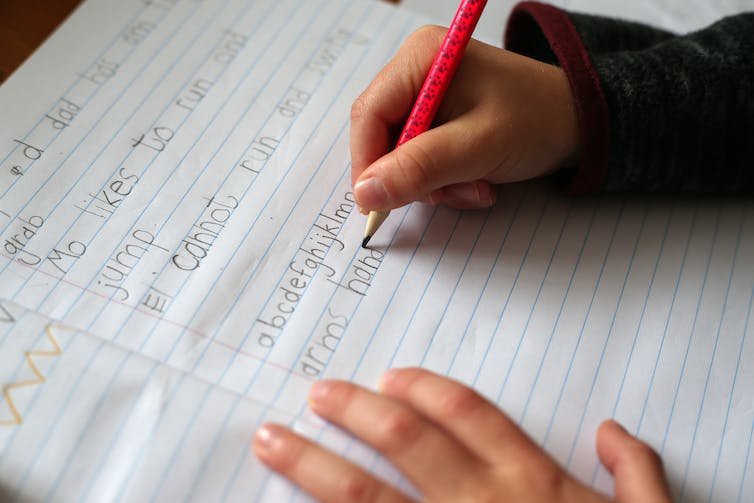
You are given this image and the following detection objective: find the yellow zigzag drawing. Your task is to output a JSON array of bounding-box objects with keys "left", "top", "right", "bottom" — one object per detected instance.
[{"left": 1, "top": 324, "right": 69, "bottom": 426}]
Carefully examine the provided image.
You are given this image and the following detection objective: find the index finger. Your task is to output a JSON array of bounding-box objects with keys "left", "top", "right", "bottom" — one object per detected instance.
[
  {"left": 350, "top": 26, "right": 446, "bottom": 187},
  {"left": 308, "top": 379, "right": 483, "bottom": 500},
  {"left": 379, "top": 368, "right": 543, "bottom": 464}
]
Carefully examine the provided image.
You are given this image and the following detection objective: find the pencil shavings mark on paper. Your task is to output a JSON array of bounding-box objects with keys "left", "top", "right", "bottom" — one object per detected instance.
[{"left": 0, "top": 324, "right": 72, "bottom": 426}]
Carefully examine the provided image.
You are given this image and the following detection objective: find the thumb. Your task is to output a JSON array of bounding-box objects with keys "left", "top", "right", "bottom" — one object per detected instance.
[
  {"left": 596, "top": 420, "right": 672, "bottom": 503},
  {"left": 353, "top": 118, "right": 493, "bottom": 211}
]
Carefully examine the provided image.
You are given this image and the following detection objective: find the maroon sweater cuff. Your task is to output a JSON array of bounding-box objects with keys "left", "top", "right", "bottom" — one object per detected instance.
[{"left": 505, "top": 1, "right": 609, "bottom": 194}]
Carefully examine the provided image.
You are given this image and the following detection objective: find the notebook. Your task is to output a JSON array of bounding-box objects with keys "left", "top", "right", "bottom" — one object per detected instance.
[{"left": 0, "top": 0, "right": 752, "bottom": 500}]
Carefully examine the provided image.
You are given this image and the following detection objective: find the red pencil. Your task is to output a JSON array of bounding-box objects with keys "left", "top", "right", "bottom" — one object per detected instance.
[{"left": 362, "top": 0, "right": 488, "bottom": 247}]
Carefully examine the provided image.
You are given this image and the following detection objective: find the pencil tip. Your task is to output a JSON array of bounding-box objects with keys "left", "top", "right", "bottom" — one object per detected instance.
[{"left": 361, "top": 235, "right": 372, "bottom": 248}]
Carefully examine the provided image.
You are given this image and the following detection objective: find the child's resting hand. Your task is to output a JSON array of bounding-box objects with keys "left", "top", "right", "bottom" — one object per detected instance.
[
  {"left": 350, "top": 26, "right": 579, "bottom": 213},
  {"left": 254, "top": 368, "right": 671, "bottom": 503}
]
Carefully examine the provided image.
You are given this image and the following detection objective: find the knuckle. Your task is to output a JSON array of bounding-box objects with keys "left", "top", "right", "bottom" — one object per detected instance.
[
  {"left": 517, "top": 455, "right": 554, "bottom": 481},
  {"left": 402, "top": 26, "right": 447, "bottom": 78},
  {"left": 437, "top": 385, "right": 486, "bottom": 420},
  {"left": 374, "top": 408, "right": 423, "bottom": 453},
  {"left": 266, "top": 437, "right": 303, "bottom": 473},
  {"left": 499, "top": 457, "right": 566, "bottom": 498},
  {"left": 327, "top": 382, "right": 356, "bottom": 411},
  {"left": 350, "top": 93, "right": 368, "bottom": 123},
  {"left": 394, "top": 144, "right": 435, "bottom": 197},
  {"left": 409, "top": 25, "right": 446, "bottom": 46},
  {"left": 536, "top": 461, "right": 567, "bottom": 492},
  {"left": 339, "top": 473, "right": 378, "bottom": 503},
  {"left": 313, "top": 381, "right": 355, "bottom": 417}
]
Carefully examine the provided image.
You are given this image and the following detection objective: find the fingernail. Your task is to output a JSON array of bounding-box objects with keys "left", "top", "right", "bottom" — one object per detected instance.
[
  {"left": 378, "top": 368, "right": 400, "bottom": 391},
  {"left": 309, "top": 380, "right": 334, "bottom": 405},
  {"left": 354, "top": 176, "right": 389, "bottom": 208},
  {"left": 358, "top": 205, "right": 368, "bottom": 215},
  {"left": 255, "top": 424, "right": 283, "bottom": 455}
]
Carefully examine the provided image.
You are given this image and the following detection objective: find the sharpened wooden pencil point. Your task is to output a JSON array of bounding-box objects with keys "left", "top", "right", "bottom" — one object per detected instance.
[{"left": 363, "top": 210, "right": 389, "bottom": 247}]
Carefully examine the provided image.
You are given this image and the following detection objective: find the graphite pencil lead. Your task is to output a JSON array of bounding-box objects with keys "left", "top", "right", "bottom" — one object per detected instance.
[{"left": 361, "top": 235, "right": 372, "bottom": 248}]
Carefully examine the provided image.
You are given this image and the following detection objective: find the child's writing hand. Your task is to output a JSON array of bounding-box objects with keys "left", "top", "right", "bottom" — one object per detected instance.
[
  {"left": 350, "top": 26, "right": 579, "bottom": 212},
  {"left": 254, "top": 368, "right": 671, "bottom": 503}
]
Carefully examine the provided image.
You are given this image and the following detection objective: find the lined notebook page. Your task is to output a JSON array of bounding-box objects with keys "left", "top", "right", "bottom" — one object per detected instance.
[{"left": 0, "top": 0, "right": 752, "bottom": 501}]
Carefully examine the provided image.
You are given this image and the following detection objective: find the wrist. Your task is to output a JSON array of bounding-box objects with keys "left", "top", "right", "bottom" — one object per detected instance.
[
  {"left": 506, "top": 2, "right": 610, "bottom": 193},
  {"left": 542, "top": 64, "right": 581, "bottom": 175}
]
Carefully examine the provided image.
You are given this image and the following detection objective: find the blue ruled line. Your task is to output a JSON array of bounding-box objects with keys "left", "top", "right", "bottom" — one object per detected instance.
[
  {"left": 81, "top": 0, "right": 320, "bottom": 349},
  {"left": 388, "top": 211, "right": 463, "bottom": 364},
  {"left": 679, "top": 208, "right": 744, "bottom": 501},
  {"left": 113, "top": 6, "right": 401, "bottom": 501},
  {"left": 495, "top": 203, "right": 576, "bottom": 405},
  {"left": 123, "top": 0, "right": 372, "bottom": 370},
  {"left": 708, "top": 216, "right": 754, "bottom": 502},
  {"left": 635, "top": 207, "right": 698, "bottom": 436},
  {"left": 0, "top": 1, "right": 277, "bottom": 499},
  {"left": 471, "top": 193, "right": 553, "bottom": 389},
  {"left": 737, "top": 365, "right": 754, "bottom": 502},
  {"left": 588, "top": 203, "right": 674, "bottom": 485},
  {"left": 659, "top": 209, "right": 721, "bottom": 456},
  {"left": 541, "top": 202, "right": 627, "bottom": 448},
  {"left": 97, "top": 3, "right": 369, "bottom": 499},
  {"left": 445, "top": 185, "right": 528, "bottom": 375},
  {"left": 419, "top": 208, "right": 493, "bottom": 366},
  {"left": 565, "top": 204, "right": 648, "bottom": 468},
  {"left": 518, "top": 200, "right": 601, "bottom": 424},
  {"left": 0, "top": 0, "right": 216, "bottom": 474},
  {"left": 0, "top": 0, "right": 202, "bottom": 242},
  {"left": 0, "top": 1, "right": 151, "bottom": 174},
  {"left": 274, "top": 202, "right": 437, "bottom": 502},
  {"left": 250, "top": 183, "right": 432, "bottom": 494}
]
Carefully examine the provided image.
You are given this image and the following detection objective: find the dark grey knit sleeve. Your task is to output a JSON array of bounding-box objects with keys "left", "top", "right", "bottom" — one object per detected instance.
[
  {"left": 582, "top": 13, "right": 754, "bottom": 194},
  {"left": 506, "top": 3, "right": 754, "bottom": 195}
]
